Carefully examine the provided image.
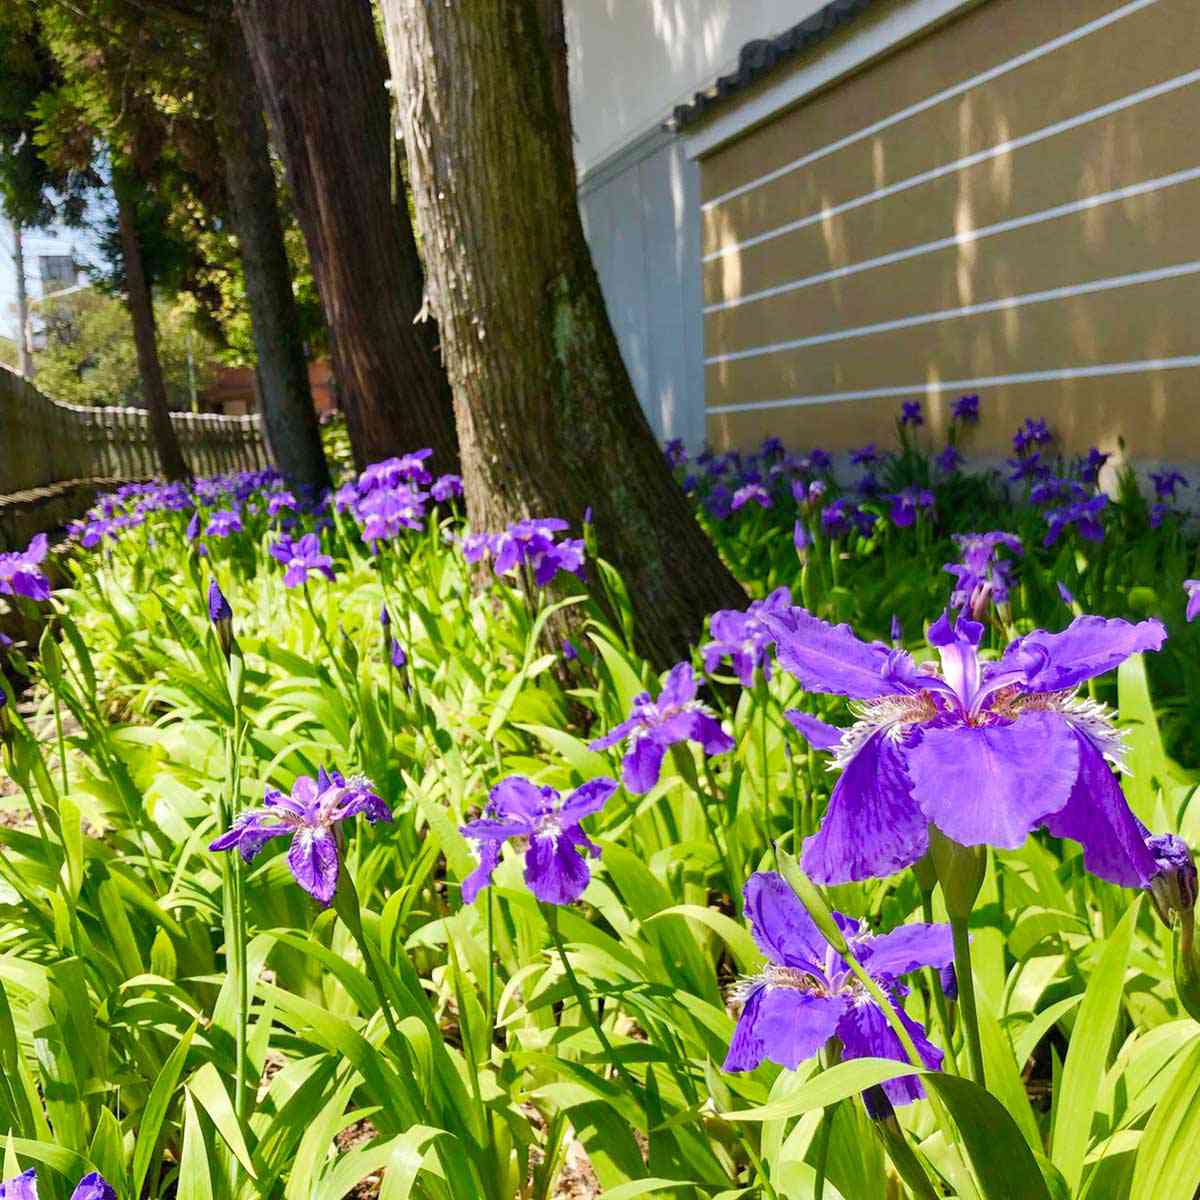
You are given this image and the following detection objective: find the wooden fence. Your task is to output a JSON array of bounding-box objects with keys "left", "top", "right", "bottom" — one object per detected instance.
[{"left": 0, "top": 366, "right": 271, "bottom": 546}]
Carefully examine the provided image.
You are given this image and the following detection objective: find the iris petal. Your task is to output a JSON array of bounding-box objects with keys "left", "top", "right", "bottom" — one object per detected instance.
[
  {"left": 743, "top": 872, "right": 828, "bottom": 973},
  {"left": 1041, "top": 730, "right": 1159, "bottom": 886},
  {"left": 524, "top": 834, "right": 592, "bottom": 904},
  {"left": 836, "top": 1000, "right": 941, "bottom": 1108},
  {"left": 856, "top": 923, "right": 955, "bottom": 980},
  {"left": 906, "top": 712, "right": 1079, "bottom": 850},
  {"left": 783, "top": 709, "right": 843, "bottom": 750},
  {"left": 557, "top": 777, "right": 618, "bottom": 825},
  {"left": 802, "top": 731, "right": 928, "bottom": 883},
  {"left": 761, "top": 607, "right": 912, "bottom": 700},
  {"left": 998, "top": 615, "right": 1166, "bottom": 692},
  {"left": 729, "top": 988, "right": 846, "bottom": 1072},
  {"left": 287, "top": 828, "right": 340, "bottom": 905}
]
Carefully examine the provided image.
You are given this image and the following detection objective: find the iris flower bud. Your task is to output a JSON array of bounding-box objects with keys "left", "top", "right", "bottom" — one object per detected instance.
[
  {"left": 1145, "top": 834, "right": 1197, "bottom": 927},
  {"left": 207, "top": 579, "right": 234, "bottom": 660},
  {"left": 930, "top": 827, "right": 986, "bottom": 920}
]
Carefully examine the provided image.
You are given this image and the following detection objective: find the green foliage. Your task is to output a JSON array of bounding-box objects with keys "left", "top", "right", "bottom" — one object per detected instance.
[
  {"left": 0, "top": 428, "right": 1197, "bottom": 1198},
  {"left": 32, "top": 288, "right": 216, "bottom": 410}
]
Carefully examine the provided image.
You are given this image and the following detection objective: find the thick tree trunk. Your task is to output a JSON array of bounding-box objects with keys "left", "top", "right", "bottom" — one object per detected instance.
[
  {"left": 11, "top": 219, "right": 34, "bottom": 380},
  {"left": 380, "top": 0, "right": 746, "bottom": 668},
  {"left": 207, "top": 13, "right": 331, "bottom": 497},
  {"left": 234, "top": 0, "right": 457, "bottom": 474},
  {"left": 113, "top": 170, "right": 192, "bottom": 483}
]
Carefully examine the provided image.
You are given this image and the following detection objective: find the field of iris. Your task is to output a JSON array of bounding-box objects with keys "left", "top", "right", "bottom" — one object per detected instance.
[{"left": 0, "top": 399, "right": 1198, "bottom": 1200}]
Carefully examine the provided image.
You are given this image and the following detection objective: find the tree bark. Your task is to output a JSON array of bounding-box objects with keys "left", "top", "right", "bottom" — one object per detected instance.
[
  {"left": 11, "top": 219, "right": 33, "bottom": 380},
  {"left": 380, "top": 0, "right": 746, "bottom": 669},
  {"left": 233, "top": 0, "right": 458, "bottom": 474},
  {"left": 113, "top": 168, "right": 192, "bottom": 482},
  {"left": 207, "top": 12, "right": 331, "bottom": 497}
]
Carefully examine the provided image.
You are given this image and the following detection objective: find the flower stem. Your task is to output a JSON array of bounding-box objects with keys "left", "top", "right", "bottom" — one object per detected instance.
[
  {"left": 950, "top": 914, "right": 986, "bottom": 1086},
  {"left": 545, "top": 905, "right": 639, "bottom": 1099}
]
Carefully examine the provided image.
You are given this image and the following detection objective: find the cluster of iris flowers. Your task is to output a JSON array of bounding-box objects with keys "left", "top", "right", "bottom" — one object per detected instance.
[
  {"left": 460, "top": 517, "right": 586, "bottom": 588},
  {"left": 6, "top": 401, "right": 1199, "bottom": 1172}
]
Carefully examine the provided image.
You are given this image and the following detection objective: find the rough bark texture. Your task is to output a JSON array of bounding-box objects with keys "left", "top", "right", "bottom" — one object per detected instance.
[
  {"left": 208, "top": 13, "right": 331, "bottom": 496},
  {"left": 113, "top": 172, "right": 192, "bottom": 482},
  {"left": 234, "top": 0, "right": 458, "bottom": 474},
  {"left": 381, "top": 0, "right": 747, "bottom": 668}
]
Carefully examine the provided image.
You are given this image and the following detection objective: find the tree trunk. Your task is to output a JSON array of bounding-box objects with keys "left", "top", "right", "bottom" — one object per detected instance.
[
  {"left": 380, "top": 0, "right": 746, "bottom": 668},
  {"left": 234, "top": 0, "right": 458, "bottom": 474},
  {"left": 113, "top": 169, "right": 192, "bottom": 482},
  {"left": 11, "top": 219, "right": 33, "bottom": 380},
  {"left": 207, "top": 12, "right": 331, "bottom": 497}
]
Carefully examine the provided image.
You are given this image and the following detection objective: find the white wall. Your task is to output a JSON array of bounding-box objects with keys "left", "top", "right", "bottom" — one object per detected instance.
[{"left": 564, "top": 0, "right": 830, "bottom": 174}]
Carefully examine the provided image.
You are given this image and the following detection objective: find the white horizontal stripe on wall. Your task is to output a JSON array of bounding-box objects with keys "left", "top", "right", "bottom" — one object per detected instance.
[
  {"left": 702, "top": 67, "right": 1200, "bottom": 264},
  {"left": 702, "top": 166, "right": 1200, "bottom": 315},
  {"left": 706, "top": 356, "right": 1200, "bottom": 415},
  {"left": 704, "top": 261, "right": 1200, "bottom": 365},
  {"left": 700, "top": 0, "right": 1161, "bottom": 212}
]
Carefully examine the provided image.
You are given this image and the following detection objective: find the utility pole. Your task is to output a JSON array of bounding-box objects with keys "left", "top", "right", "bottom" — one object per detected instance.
[{"left": 10, "top": 217, "right": 34, "bottom": 380}]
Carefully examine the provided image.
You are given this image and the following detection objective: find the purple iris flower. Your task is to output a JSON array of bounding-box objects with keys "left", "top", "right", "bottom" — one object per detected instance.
[
  {"left": 1008, "top": 453, "right": 1049, "bottom": 483},
  {"left": 1044, "top": 495, "right": 1107, "bottom": 547},
  {"left": 460, "top": 775, "right": 617, "bottom": 905},
  {"left": 389, "top": 639, "right": 407, "bottom": 670},
  {"left": 210, "top": 768, "right": 389, "bottom": 905},
  {"left": 793, "top": 521, "right": 812, "bottom": 554},
  {"left": 732, "top": 483, "right": 772, "bottom": 511},
  {"left": 885, "top": 488, "right": 934, "bottom": 528},
  {"left": 431, "top": 474, "right": 464, "bottom": 502},
  {"left": 1144, "top": 832, "right": 1196, "bottom": 925},
  {"left": 760, "top": 436, "right": 784, "bottom": 460},
  {"left": 899, "top": 401, "right": 923, "bottom": 427},
  {"left": 1149, "top": 503, "right": 1172, "bottom": 529},
  {"left": 1079, "top": 447, "right": 1110, "bottom": 485},
  {"left": 1012, "top": 417, "right": 1052, "bottom": 454},
  {"left": 952, "top": 393, "right": 980, "bottom": 422},
  {"left": 358, "top": 486, "right": 428, "bottom": 542},
  {"left": 590, "top": 662, "right": 734, "bottom": 793},
  {"left": 857, "top": 471, "right": 881, "bottom": 497},
  {"left": 705, "top": 485, "right": 733, "bottom": 520},
  {"left": 703, "top": 587, "right": 792, "bottom": 686},
  {"left": 809, "top": 449, "right": 833, "bottom": 471},
  {"left": 269, "top": 533, "right": 335, "bottom": 587},
  {"left": 821, "top": 499, "right": 853, "bottom": 537},
  {"left": 0, "top": 533, "right": 51, "bottom": 602},
  {"left": 891, "top": 614, "right": 903, "bottom": 645},
  {"left": 1058, "top": 581, "right": 1076, "bottom": 607},
  {"left": 850, "top": 444, "right": 879, "bottom": 466},
  {"left": 761, "top": 605, "right": 1166, "bottom": 886},
  {"left": 724, "top": 873, "right": 949, "bottom": 1110},
  {"left": 461, "top": 532, "right": 493, "bottom": 563},
  {"left": 944, "top": 531, "right": 1022, "bottom": 619},
  {"left": 205, "top": 509, "right": 243, "bottom": 538},
  {"left": 1151, "top": 469, "right": 1188, "bottom": 500},
  {"left": 0, "top": 1170, "right": 115, "bottom": 1200},
  {"left": 936, "top": 445, "right": 962, "bottom": 473},
  {"left": 562, "top": 638, "right": 579, "bottom": 662},
  {"left": 664, "top": 438, "right": 688, "bottom": 468},
  {"left": 267, "top": 491, "right": 298, "bottom": 517},
  {"left": 1185, "top": 580, "right": 1200, "bottom": 622}
]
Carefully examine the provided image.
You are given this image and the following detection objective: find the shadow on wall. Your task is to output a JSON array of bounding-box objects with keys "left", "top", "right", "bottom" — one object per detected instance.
[{"left": 699, "top": 0, "right": 1198, "bottom": 461}]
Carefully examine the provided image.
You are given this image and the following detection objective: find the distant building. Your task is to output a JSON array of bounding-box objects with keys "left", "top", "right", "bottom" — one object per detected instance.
[
  {"left": 202, "top": 360, "right": 336, "bottom": 418},
  {"left": 568, "top": 0, "right": 1200, "bottom": 461},
  {"left": 36, "top": 253, "right": 81, "bottom": 296}
]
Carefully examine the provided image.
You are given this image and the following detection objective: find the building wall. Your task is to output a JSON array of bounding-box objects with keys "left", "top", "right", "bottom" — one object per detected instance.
[
  {"left": 564, "top": 0, "right": 830, "bottom": 174},
  {"left": 567, "top": 1, "right": 832, "bottom": 446},
  {"left": 697, "top": 0, "right": 1200, "bottom": 458}
]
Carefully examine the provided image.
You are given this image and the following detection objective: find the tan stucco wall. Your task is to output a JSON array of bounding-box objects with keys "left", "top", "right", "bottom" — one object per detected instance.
[{"left": 699, "top": 0, "right": 1200, "bottom": 458}]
